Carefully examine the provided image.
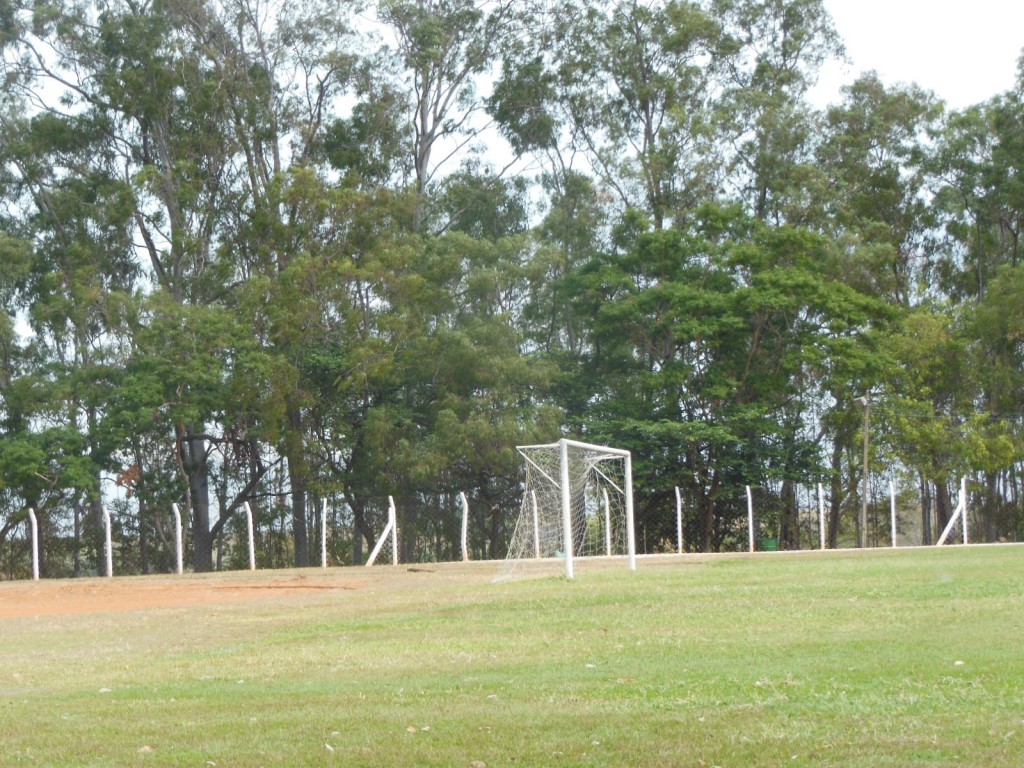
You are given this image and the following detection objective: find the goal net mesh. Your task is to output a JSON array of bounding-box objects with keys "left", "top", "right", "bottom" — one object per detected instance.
[{"left": 500, "top": 441, "right": 630, "bottom": 578}]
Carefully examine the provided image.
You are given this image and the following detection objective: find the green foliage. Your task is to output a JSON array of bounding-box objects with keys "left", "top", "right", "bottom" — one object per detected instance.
[
  {"left": 488, "top": 54, "right": 559, "bottom": 154},
  {"left": 2, "top": 0, "right": 1024, "bottom": 566},
  {"left": 429, "top": 164, "right": 529, "bottom": 239},
  {"left": 130, "top": 293, "right": 249, "bottom": 429},
  {"left": 880, "top": 309, "right": 970, "bottom": 479},
  {"left": 322, "top": 85, "right": 408, "bottom": 186},
  {"left": 817, "top": 74, "right": 940, "bottom": 304},
  {"left": 0, "top": 233, "right": 31, "bottom": 302},
  {"left": 552, "top": 206, "right": 891, "bottom": 546}
]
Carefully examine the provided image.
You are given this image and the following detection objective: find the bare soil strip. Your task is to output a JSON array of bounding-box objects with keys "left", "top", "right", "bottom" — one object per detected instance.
[{"left": 0, "top": 573, "right": 369, "bottom": 618}]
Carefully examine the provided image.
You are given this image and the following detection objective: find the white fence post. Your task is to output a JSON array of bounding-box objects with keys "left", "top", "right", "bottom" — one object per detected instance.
[
  {"left": 531, "top": 490, "right": 540, "bottom": 560},
  {"left": 321, "top": 498, "right": 328, "bottom": 569},
  {"left": 889, "top": 480, "right": 897, "bottom": 548},
  {"left": 936, "top": 477, "right": 968, "bottom": 546},
  {"left": 675, "top": 486, "right": 683, "bottom": 555},
  {"left": 171, "top": 503, "right": 183, "bottom": 575},
  {"left": 817, "top": 483, "right": 825, "bottom": 550},
  {"left": 961, "top": 476, "right": 969, "bottom": 544},
  {"left": 389, "top": 496, "right": 398, "bottom": 565},
  {"left": 460, "top": 491, "right": 470, "bottom": 562},
  {"left": 746, "top": 486, "right": 754, "bottom": 553},
  {"left": 102, "top": 506, "right": 113, "bottom": 578},
  {"left": 28, "top": 508, "right": 39, "bottom": 580},
  {"left": 243, "top": 502, "right": 256, "bottom": 571}
]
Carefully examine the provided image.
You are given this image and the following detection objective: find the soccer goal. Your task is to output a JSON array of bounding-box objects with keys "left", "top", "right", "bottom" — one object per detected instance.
[{"left": 505, "top": 439, "right": 635, "bottom": 579}]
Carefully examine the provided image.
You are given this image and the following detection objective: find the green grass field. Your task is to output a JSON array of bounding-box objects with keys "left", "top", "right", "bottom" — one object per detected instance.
[{"left": 2, "top": 546, "right": 1023, "bottom": 767}]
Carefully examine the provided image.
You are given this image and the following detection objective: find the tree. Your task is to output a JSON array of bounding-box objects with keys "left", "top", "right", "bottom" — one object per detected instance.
[
  {"left": 930, "top": 75, "right": 1024, "bottom": 301},
  {"left": 714, "top": 0, "right": 842, "bottom": 223},
  {"left": 489, "top": 0, "right": 729, "bottom": 234},
  {"left": 525, "top": 170, "right": 609, "bottom": 360},
  {"left": 0, "top": 87, "right": 143, "bottom": 569},
  {"left": 375, "top": 0, "right": 516, "bottom": 232},
  {"left": 881, "top": 308, "right": 978, "bottom": 540},
  {"left": 925, "top": 64, "right": 1024, "bottom": 538},
  {"left": 19, "top": 0, "right": 249, "bottom": 570},
  {"left": 6, "top": 0, "right": 370, "bottom": 570},
  {"left": 818, "top": 73, "right": 941, "bottom": 306},
  {"left": 559, "top": 206, "right": 886, "bottom": 550},
  {"left": 968, "top": 264, "right": 1024, "bottom": 538}
]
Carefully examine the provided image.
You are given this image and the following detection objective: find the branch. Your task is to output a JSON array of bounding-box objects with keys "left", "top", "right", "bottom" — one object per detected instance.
[{"left": 208, "top": 455, "right": 282, "bottom": 541}]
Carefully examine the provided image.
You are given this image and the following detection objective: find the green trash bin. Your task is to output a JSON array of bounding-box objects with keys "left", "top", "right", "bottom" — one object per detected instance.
[{"left": 759, "top": 537, "right": 778, "bottom": 551}]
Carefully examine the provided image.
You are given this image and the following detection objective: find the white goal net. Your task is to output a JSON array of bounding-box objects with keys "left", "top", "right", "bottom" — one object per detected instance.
[{"left": 502, "top": 439, "right": 635, "bottom": 579}]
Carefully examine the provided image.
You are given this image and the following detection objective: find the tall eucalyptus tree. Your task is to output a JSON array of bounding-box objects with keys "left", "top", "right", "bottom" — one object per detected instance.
[
  {"left": 713, "top": 0, "right": 842, "bottom": 223},
  {"left": 373, "top": 0, "right": 517, "bottom": 232},
  {"left": 493, "top": 0, "right": 724, "bottom": 230},
  {"left": 818, "top": 74, "right": 941, "bottom": 306}
]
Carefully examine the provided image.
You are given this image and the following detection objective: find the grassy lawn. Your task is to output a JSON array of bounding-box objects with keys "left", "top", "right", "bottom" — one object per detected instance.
[{"left": 1, "top": 546, "right": 1022, "bottom": 767}]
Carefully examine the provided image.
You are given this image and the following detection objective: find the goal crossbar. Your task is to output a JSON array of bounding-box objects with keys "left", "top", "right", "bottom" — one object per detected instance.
[{"left": 518, "top": 438, "right": 631, "bottom": 457}]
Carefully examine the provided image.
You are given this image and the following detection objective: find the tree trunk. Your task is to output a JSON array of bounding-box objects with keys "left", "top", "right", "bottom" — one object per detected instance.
[
  {"left": 286, "top": 403, "right": 310, "bottom": 567},
  {"left": 288, "top": 465, "right": 309, "bottom": 567},
  {"left": 179, "top": 427, "right": 213, "bottom": 572},
  {"left": 701, "top": 476, "right": 719, "bottom": 552},
  {"left": 349, "top": 494, "right": 366, "bottom": 565},
  {"left": 934, "top": 479, "right": 952, "bottom": 539},
  {"left": 919, "top": 471, "right": 932, "bottom": 544},
  {"left": 827, "top": 441, "right": 843, "bottom": 549},
  {"left": 780, "top": 479, "right": 800, "bottom": 550},
  {"left": 74, "top": 503, "right": 83, "bottom": 576},
  {"left": 139, "top": 496, "right": 149, "bottom": 574}
]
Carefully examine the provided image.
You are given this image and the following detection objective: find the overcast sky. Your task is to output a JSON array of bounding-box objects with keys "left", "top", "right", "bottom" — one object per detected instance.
[{"left": 812, "top": 0, "right": 1024, "bottom": 109}]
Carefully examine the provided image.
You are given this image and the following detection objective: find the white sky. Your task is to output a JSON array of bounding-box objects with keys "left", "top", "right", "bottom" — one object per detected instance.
[{"left": 812, "top": 0, "right": 1024, "bottom": 109}]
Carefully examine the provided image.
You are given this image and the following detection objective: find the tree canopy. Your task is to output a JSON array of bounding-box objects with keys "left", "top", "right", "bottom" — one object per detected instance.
[{"left": 1, "top": 0, "right": 1022, "bottom": 576}]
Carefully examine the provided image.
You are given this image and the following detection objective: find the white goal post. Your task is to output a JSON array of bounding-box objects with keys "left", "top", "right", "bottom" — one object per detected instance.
[{"left": 509, "top": 438, "right": 636, "bottom": 579}]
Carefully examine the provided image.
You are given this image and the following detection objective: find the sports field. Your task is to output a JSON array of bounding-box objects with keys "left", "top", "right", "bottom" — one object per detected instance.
[{"left": 1, "top": 546, "right": 1022, "bottom": 767}]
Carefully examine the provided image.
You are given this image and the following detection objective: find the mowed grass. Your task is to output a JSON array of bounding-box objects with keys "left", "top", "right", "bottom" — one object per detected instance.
[{"left": 1, "top": 546, "right": 1023, "bottom": 767}]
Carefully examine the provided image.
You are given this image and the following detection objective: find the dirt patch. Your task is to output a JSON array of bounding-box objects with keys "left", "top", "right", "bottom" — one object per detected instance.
[
  {"left": 0, "top": 572, "right": 366, "bottom": 618},
  {"left": 0, "top": 555, "right": 693, "bottom": 619}
]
